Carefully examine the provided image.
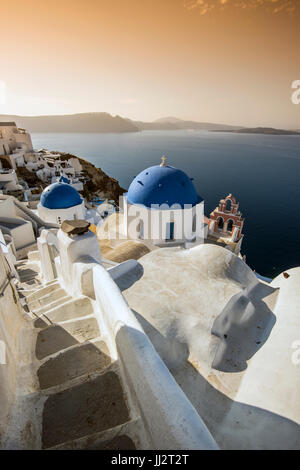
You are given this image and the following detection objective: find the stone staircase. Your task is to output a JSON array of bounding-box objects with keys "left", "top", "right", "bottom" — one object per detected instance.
[{"left": 15, "top": 251, "right": 139, "bottom": 450}]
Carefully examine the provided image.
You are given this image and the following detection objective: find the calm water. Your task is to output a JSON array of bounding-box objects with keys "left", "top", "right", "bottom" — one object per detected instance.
[{"left": 32, "top": 130, "right": 300, "bottom": 278}]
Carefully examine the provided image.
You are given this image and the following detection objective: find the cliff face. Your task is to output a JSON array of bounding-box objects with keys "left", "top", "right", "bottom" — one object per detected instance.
[
  {"left": 58, "top": 153, "right": 125, "bottom": 203},
  {"left": 16, "top": 166, "right": 45, "bottom": 189}
]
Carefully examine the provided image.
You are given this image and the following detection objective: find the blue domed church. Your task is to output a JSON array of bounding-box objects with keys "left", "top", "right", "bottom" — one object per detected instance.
[
  {"left": 38, "top": 180, "right": 86, "bottom": 224},
  {"left": 123, "top": 157, "right": 206, "bottom": 247}
]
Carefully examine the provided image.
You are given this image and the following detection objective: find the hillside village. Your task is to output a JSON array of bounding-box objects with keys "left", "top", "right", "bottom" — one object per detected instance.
[
  {"left": 0, "top": 121, "right": 299, "bottom": 450},
  {"left": 0, "top": 122, "right": 124, "bottom": 204}
]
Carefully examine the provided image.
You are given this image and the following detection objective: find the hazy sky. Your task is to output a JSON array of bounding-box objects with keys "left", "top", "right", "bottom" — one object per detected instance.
[{"left": 1, "top": 0, "right": 299, "bottom": 127}]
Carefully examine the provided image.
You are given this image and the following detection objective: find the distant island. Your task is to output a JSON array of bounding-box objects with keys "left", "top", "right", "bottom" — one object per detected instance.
[
  {"left": 0, "top": 113, "right": 244, "bottom": 133},
  {"left": 133, "top": 116, "right": 242, "bottom": 132},
  {"left": 0, "top": 112, "right": 139, "bottom": 134},
  {"left": 0, "top": 113, "right": 298, "bottom": 135},
  {"left": 213, "top": 127, "right": 300, "bottom": 136}
]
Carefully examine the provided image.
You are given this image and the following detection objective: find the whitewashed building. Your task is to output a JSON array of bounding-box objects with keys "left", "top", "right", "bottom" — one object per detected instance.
[
  {"left": 0, "top": 122, "right": 33, "bottom": 170},
  {"left": 37, "top": 180, "right": 100, "bottom": 225},
  {"left": 123, "top": 157, "right": 207, "bottom": 248}
]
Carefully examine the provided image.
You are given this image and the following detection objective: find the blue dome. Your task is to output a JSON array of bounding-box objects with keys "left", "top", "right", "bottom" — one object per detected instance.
[
  {"left": 40, "top": 182, "right": 82, "bottom": 209},
  {"left": 59, "top": 176, "right": 70, "bottom": 184},
  {"left": 127, "top": 164, "right": 203, "bottom": 209}
]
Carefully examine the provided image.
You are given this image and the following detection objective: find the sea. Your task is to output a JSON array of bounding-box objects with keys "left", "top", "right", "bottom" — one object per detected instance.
[{"left": 31, "top": 130, "right": 300, "bottom": 278}]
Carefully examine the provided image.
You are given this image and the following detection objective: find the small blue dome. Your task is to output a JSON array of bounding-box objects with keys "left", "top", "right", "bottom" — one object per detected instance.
[
  {"left": 127, "top": 164, "right": 203, "bottom": 209},
  {"left": 59, "top": 176, "right": 70, "bottom": 184},
  {"left": 40, "top": 182, "right": 82, "bottom": 209}
]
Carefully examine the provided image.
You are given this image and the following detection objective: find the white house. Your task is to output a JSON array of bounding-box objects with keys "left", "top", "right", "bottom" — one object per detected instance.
[
  {"left": 0, "top": 169, "right": 23, "bottom": 194},
  {"left": 0, "top": 122, "right": 33, "bottom": 169},
  {"left": 0, "top": 197, "right": 36, "bottom": 258}
]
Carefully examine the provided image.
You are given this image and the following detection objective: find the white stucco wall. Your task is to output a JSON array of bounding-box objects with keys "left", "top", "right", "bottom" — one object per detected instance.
[
  {"left": 0, "top": 170, "right": 18, "bottom": 184},
  {"left": 68, "top": 157, "right": 82, "bottom": 173},
  {"left": 0, "top": 198, "right": 17, "bottom": 218},
  {"left": 0, "top": 125, "right": 32, "bottom": 159},
  {"left": 56, "top": 229, "right": 101, "bottom": 297},
  {"left": 0, "top": 218, "right": 35, "bottom": 253},
  {"left": 123, "top": 196, "right": 205, "bottom": 246},
  {"left": 37, "top": 201, "right": 86, "bottom": 224},
  {"left": 14, "top": 132, "right": 33, "bottom": 152},
  {"left": 0, "top": 248, "right": 28, "bottom": 446}
]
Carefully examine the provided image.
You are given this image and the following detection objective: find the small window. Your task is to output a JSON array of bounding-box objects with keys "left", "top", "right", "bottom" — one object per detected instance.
[{"left": 166, "top": 222, "right": 175, "bottom": 241}]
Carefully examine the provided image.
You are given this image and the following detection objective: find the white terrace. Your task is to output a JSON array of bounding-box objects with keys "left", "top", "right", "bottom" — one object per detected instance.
[{"left": 0, "top": 223, "right": 217, "bottom": 450}]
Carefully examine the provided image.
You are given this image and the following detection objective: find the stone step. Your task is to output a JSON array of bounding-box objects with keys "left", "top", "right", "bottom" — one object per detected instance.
[
  {"left": 35, "top": 317, "right": 100, "bottom": 360},
  {"left": 17, "top": 285, "right": 38, "bottom": 294},
  {"left": 25, "top": 282, "right": 61, "bottom": 303},
  {"left": 27, "top": 250, "right": 40, "bottom": 262},
  {"left": 83, "top": 435, "right": 136, "bottom": 450},
  {"left": 18, "top": 271, "right": 39, "bottom": 283},
  {"left": 32, "top": 295, "right": 73, "bottom": 317},
  {"left": 37, "top": 340, "right": 111, "bottom": 390},
  {"left": 17, "top": 262, "right": 40, "bottom": 274},
  {"left": 28, "top": 288, "right": 67, "bottom": 311},
  {"left": 44, "top": 279, "right": 59, "bottom": 285},
  {"left": 34, "top": 296, "right": 94, "bottom": 328},
  {"left": 18, "top": 278, "right": 57, "bottom": 295},
  {"left": 41, "top": 370, "right": 130, "bottom": 449},
  {"left": 15, "top": 259, "right": 26, "bottom": 265},
  {"left": 50, "top": 431, "right": 136, "bottom": 450}
]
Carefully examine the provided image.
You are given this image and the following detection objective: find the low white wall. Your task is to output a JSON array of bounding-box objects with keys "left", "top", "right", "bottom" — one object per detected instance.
[
  {"left": 0, "top": 218, "right": 35, "bottom": 255},
  {"left": 0, "top": 249, "right": 27, "bottom": 445},
  {"left": 0, "top": 230, "right": 18, "bottom": 280},
  {"left": 0, "top": 171, "right": 17, "bottom": 184},
  {"left": 56, "top": 229, "right": 101, "bottom": 297},
  {"left": 38, "top": 230, "right": 59, "bottom": 282}
]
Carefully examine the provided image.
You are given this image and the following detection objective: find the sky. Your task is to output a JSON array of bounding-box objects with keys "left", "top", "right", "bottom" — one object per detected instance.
[{"left": 1, "top": 0, "right": 299, "bottom": 128}]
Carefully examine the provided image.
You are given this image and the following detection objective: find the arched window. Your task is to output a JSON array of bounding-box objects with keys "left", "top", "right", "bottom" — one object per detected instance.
[
  {"left": 226, "top": 199, "right": 231, "bottom": 212},
  {"left": 227, "top": 219, "right": 234, "bottom": 233},
  {"left": 217, "top": 217, "right": 224, "bottom": 229}
]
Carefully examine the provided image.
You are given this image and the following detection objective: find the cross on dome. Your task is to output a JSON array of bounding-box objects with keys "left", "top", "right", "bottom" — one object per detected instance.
[{"left": 160, "top": 155, "right": 166, "bottom": 167}]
